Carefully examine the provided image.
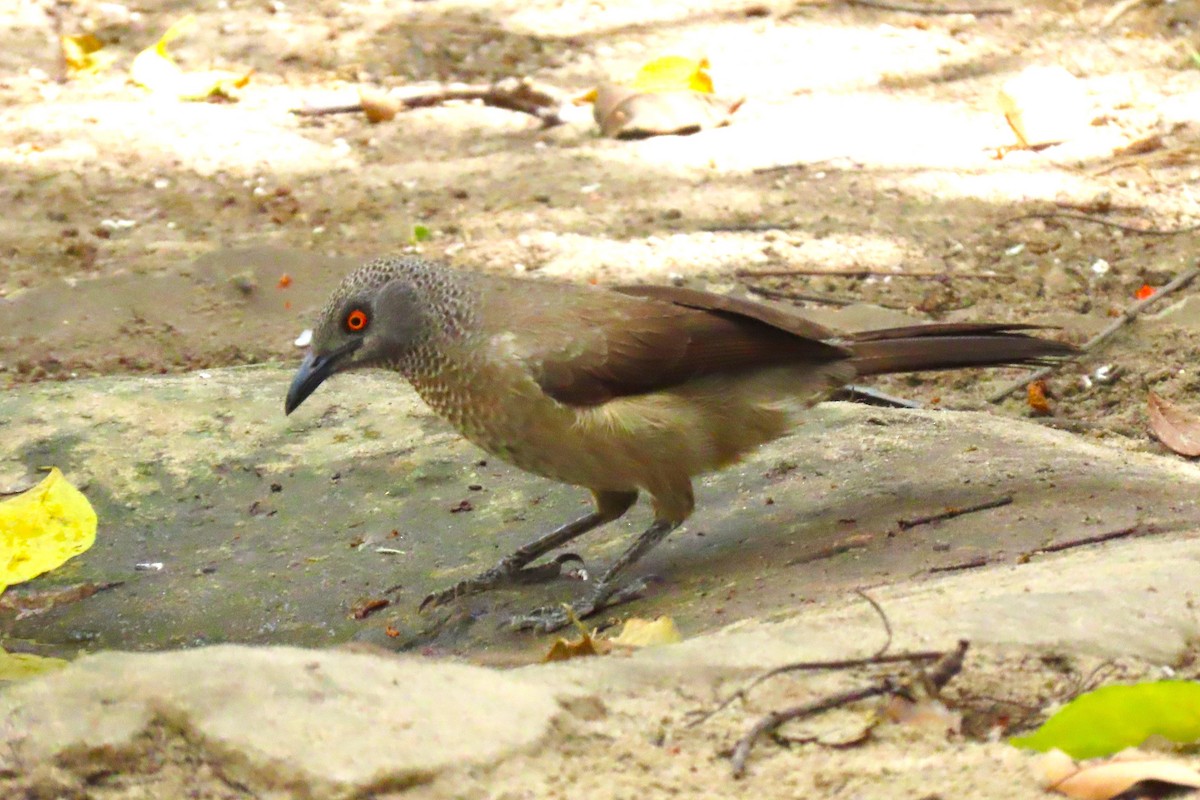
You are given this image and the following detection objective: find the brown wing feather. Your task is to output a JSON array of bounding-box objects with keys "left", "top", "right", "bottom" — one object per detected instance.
[{"left": 486, "top": 280, "right": 851, "bottom": 407}]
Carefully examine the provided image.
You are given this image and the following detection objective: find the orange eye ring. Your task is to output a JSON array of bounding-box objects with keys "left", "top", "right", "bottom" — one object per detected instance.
[{"left": 345, "top": 309, "right": 369, "bottom": 332}]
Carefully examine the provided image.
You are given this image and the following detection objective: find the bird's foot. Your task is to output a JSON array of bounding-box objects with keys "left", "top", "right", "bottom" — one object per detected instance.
[
  {"left": 508, "top": 577, "right": 650, "bottom": 633},
  {"left": 419, "top": 552, "right": 585, "bottom": 611}
]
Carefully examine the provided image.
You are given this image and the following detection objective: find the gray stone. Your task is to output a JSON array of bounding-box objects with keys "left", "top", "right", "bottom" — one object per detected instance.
[{"left": 0, "top": 645, "right": 567, "bottom": 798}]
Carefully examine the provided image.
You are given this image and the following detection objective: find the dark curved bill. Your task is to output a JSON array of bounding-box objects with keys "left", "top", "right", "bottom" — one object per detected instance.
[{"left": 284, "top": 340, "right": 360, "bottom": 414}]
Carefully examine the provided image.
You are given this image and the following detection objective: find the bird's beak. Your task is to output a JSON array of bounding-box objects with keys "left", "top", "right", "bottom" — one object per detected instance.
[{"left": 285, "top": 340, "right": 360, "bottom": 415}]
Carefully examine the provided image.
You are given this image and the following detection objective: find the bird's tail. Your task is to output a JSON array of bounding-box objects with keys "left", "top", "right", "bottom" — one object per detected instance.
[{"left": 845, "top": 323, "right": 1077, "bottom": 377}]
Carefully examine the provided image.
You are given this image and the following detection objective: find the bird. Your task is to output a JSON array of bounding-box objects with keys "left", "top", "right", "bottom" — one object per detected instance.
[{"left": 285, "top": 256, "right": 1077, "bottom": 632}]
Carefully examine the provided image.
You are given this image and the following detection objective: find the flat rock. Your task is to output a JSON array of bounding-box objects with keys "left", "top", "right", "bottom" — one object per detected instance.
[
  {"left": 3, "top": 365, "right": 1200, "bottom": 658},
  {"left": 0, "top": 645, "right": 567, "bottom": 798}
]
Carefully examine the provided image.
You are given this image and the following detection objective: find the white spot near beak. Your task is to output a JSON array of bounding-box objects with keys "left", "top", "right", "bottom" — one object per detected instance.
[{"left": 294, "top": 329, "right": 313, "bottom": 348}]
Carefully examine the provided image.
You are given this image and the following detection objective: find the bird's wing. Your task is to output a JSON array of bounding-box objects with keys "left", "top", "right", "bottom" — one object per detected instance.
[{"left": 476, "top": 279, "right": 851, "bottom": 407}]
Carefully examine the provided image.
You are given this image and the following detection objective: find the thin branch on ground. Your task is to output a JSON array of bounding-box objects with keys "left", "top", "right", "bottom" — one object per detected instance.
[
  {"left": 1019, "top": 522, "right": 1165, "bottom": 559},
  {"left": 729, "top": 640, "right": 970, "bottom": 778},
  {"left": 687, "top": 592, "right": 935, "bottom": 728},
  {"left": 897, "top": 495, "right": 1013, "bottom": 530},
  {"left": 1101, "top": 0, "right": 1153, "bottom": 28},
  {"left": 987, "top": 263, "right": 1200, "bottom": 403},
  {"left": 845, "top": 0, "right": 1014, "bottom": 15},
  {"left": 833, "top": 385, "right": 924, "bottom": 409},
  {"left": 742, "top": 284, "right": 907, "bottom": 310},
  {"left": 1002, "top": 210, "right": 1200, "bottom": 237},
  {"left": 291, "top": 78, "right": 568, "bottom": 127},
  {"left": 735, "top": 267, "right": 1012, "bottom": 281},
  {"left": 928, "top": 556, "right": 991, "bottom": 574}
]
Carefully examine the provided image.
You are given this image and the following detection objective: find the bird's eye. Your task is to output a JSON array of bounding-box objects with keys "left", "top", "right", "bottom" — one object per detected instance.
[{"left": 345, "top": 308, "right": 369, "bottom": 332}]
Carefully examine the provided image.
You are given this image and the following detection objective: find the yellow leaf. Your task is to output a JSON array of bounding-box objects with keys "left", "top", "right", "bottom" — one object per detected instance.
[
  {"left": 0, "top": 468, "right": 97, "bottom": 594},
  {"left": 542, "top": 605, "right": 611, "bottom": 661},
  {"left": 131, "top": 15, "right": 251, "bottom": 100},
  {"left": 61, "top": 34, "right": 117, "bottom": 77},
  {"left": 0, "top": 648, "right": 68, "bottom": 682},
  {"left": 630, "top": 56, "right": 713, "bottom": 94},
  {"left": 609, "top": 615, "right": 682, "bottom": 648}
]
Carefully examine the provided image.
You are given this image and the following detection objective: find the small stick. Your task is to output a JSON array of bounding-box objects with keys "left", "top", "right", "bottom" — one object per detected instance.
[
  {"left": 735, "top": 267, "right": 1012, "bottom": 281},
  {"left": 1020, "top": 523, "right": 1161, "bottom": 558},
  {"left": 730, "top": 640, "right": 970, "bottom": 777},
  {"left": 1002, "top": 211, "right": 1200, "bottom": 237},
  {"left": 897, "top": 495, "right": 1013, "bottom": 530},
  {"left": 1101, "top": 0, "right": 1152, "bottom": 27},
  {"left": 928, "top": 556, "right": 990, "bottom": 573},
  {"left": 743, "top": 284, "right": 907, "bottom": 311},
  {"left": 730, "top": 684, "right": 893, "bottom": 777},
  {"left": 834, "top": 385, "right": 924, "bottom": 409},
  {"left": 292, "top": 79, "right": 567, "bottom": 126},
  {"left": 987, "top": 263, "right": 1200, "bottom": 403},
  {"left": 846, "top": 0, "right": 1014, "bottom": 15}
]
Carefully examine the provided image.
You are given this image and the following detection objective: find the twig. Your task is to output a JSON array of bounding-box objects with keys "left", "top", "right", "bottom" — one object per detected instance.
[
  {"left": 834, "top": 385, "right": 924, "bottom": 409},
  {"left": 735, "top": 267, "right": 1012, "bottom": 281},
  {"left": 730, "top": 641, "right": 970, "bottom": 777},
  {"left": 1002, "top": 211, "right": 1200, "bottom": 237},
  {"left": 743, "top": 284, "right": 907, "bottom": 311},
  {"left": 897, "top": 495, "right": 1013, "bottom": 530},
  {"left": 846, "top": 0, "right": 1013, "bottom": 15},
  {"left": 687, "top": 592, "right": 934, "bottom": 728},
  {"left": 1020, "top": 522, "right": 1162, "bottom": 559},
  {"left": 291, "top": 78, "right": 567, "bottom": 127},
  {"left": 987, "top": 262, "right": 1200, "bottom": 403},
  {"left": 928, "top": 556, "right": 991, "bottom": 573},
  {"left": 1101, "top": 0, "right": 1153, "bottom": 28},
  {"left": 730, "top": 684, "right": 893, "bottom": 777}
]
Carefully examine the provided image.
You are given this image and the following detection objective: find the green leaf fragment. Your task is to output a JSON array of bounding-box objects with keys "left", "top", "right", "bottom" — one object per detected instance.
[{"left": 1011, "top": 680, "right": 1200, "bottom": 759}]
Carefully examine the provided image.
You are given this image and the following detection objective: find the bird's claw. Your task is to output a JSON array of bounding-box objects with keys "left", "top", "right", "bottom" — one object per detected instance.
[
  {"left": 508, "top": 577, "right": 652, "bottom": 633},
  {"left": 419, "top": 553, "right": 586, "bottom": 612}
]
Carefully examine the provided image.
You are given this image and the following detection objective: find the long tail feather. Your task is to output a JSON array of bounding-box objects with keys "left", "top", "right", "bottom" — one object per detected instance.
[{"left": 846, "top": 323, "right": 1077, "bottom": 377}]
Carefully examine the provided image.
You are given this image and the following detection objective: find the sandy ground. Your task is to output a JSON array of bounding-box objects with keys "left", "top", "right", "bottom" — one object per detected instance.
[{"left": 6, "top": 0, "right": 1200, "bottom": 797}]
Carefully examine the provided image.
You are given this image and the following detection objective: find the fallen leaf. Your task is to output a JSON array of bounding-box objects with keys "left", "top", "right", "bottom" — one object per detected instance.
[
  {"left": 0, "top": 581, "right": 121, "bottom": 620},
  {"left": 1148, "top": 393, "right": 1200, "bottom": 458},
  {"left": 359, "top": 88, "right": 402, "bottom": 123},
  {"left": 0, "top": 468, "right": 97, "bottom": 594},
  {"left": 543, "top": 607, "right": 610, "bottom": 661},
  {"left": 630, "top": 55, "right": 714, "bottom": 94},
  {"left": 131, "top": 15, "right": 251, "bottom": 100},
  {"left": 61, "top": 34, "right": 117, "bottom": 77},
  {"left": 349, "top": 597, "right": 389, "bottom": 620},
  {"left": 1012, "top": 680, "right": 1200, "bottom": 758},
  {"left": 592, "top": 83, "right": 743, "bottom": 139},
  {"left": 1135, "top": 284, "right": 1156, "bottom": 300},
  {"left": 608, "top": 616, "right": 682, "bottom": 648},
  {"left": 0, "top": 649, "right": 68, "bottom": 683},
  {"left": 1027, "top": 380, "right": 1052, "bottom": 415},
  {"left": 277, "top": 273, "right": 292, "bottom": 289},
  {"left": 1036, "top": 748, "right": 1200, "bottom": 800}
]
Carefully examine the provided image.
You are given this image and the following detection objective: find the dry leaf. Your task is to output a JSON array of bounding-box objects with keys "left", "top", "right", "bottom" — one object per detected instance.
[
  {"left": 592, "top": 82, "right": 743, "bottom": 139},
  {"left": 543, "top": 606, "right": 612, "bottom": 661},
  {"left": 131, "top": 15, "right": 251, "bottom": 100},
  {"left": 0, "top": 581, "right": 120, "bottom": 620},
  {"left": 1036, "top": 748, "right": 1200, "bottom": 800},
  {"left": 608, "top": 616, "right": 682, "bottom": 648},
  {"left": 359, "top": 88, "right": 402, "bottom": 123},
  {"left": 0, "top": 468, "right": 97, "bottom": 593},
  {"left": 61, "top": 34, "right": 117, "bottom": 77},
  {"left": 0, "top": 649, "right": 68, "bottom": 683},
  {"left": 1148, "top": 392, "right": 1200, "bottom": 457},
  {"left": 629, "top": 55, "right": 714, "bottom": 94},
  {"left": 1027, "top": 380, "right": 1052, "bottom": 416},
  {"left": 996, "top": 65, "right": 1088, "bottom": 149}
]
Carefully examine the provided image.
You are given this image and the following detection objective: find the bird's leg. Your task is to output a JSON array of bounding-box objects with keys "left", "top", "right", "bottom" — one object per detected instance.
[
  {"left": 510, "top": 517, "right": 681, "bottom": 632},
  {"left": 420, "top": 489, "right": 637, "bottom": 610}
]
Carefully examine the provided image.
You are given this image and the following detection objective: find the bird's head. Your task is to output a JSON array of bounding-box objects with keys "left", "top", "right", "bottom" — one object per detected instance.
[{"left": 285, "top": 258, "right": 434, "bottom": 415}]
